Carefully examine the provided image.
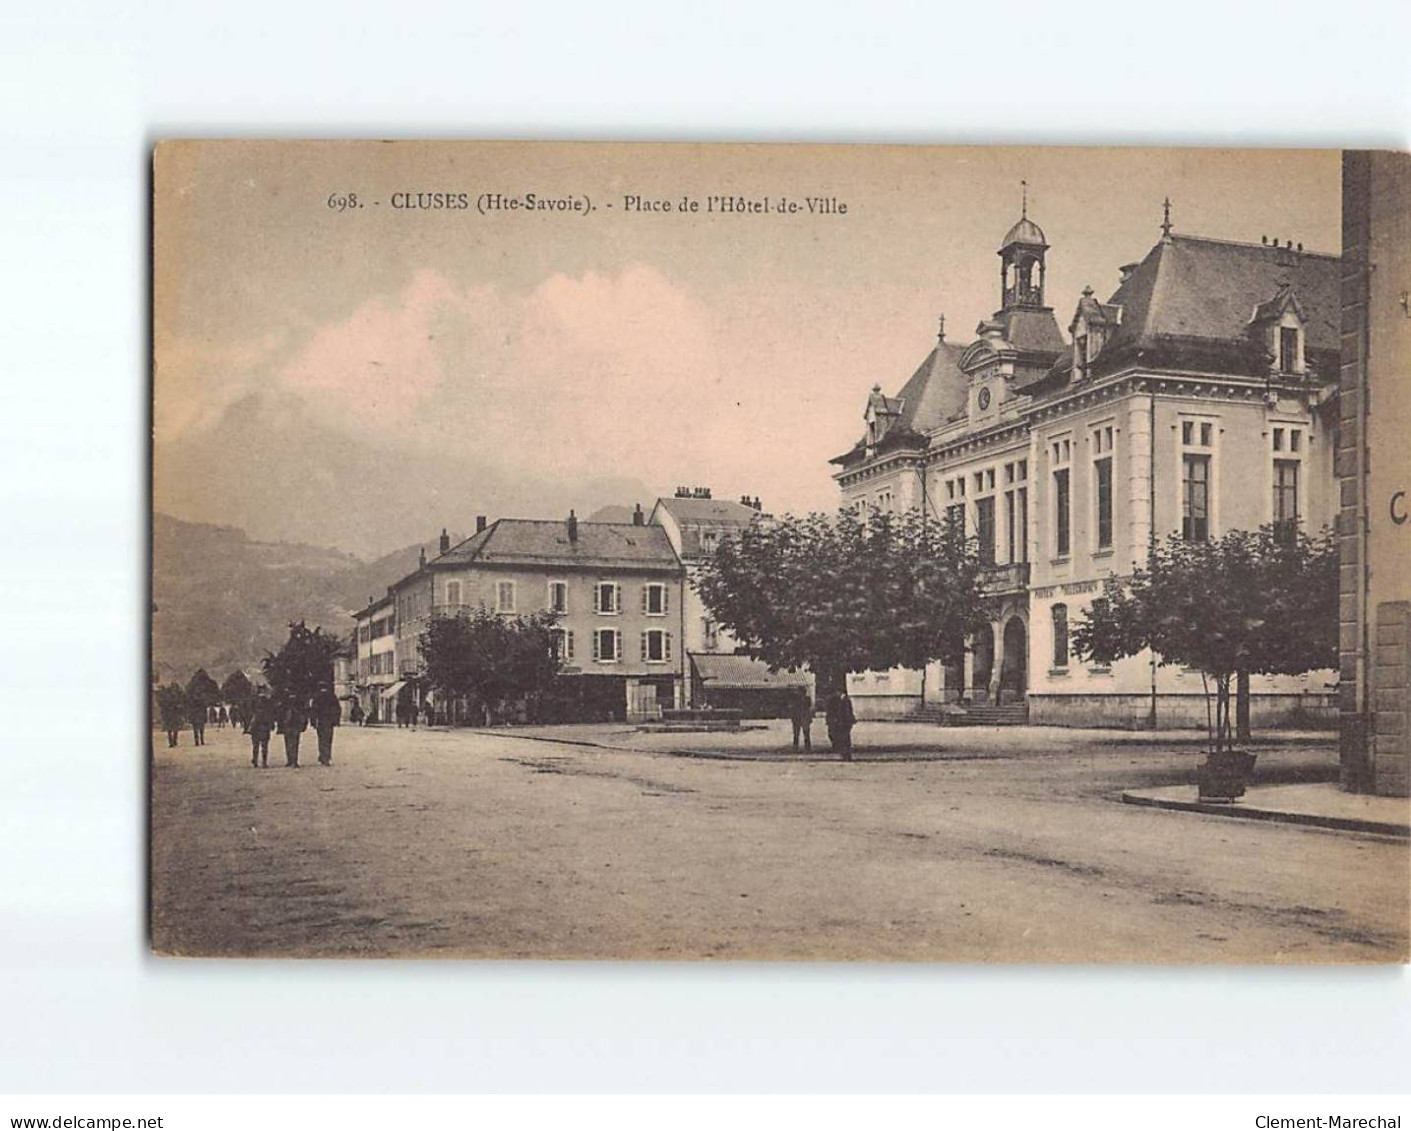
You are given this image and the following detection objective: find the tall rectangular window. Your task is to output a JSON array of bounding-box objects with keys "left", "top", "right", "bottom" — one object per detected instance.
[
  {"left": 643, "top": 583, "right": 668, "bottom": 616},
  {"left": 1054, "top": 468, "right": 1071, "bottom": 557},
  {"left": 594, "top": 629, "right": 619, "bottom": 663},
  {"left": 1280, "top": 326, "right": 1298, "bottom": 372},
  {"left": 445, "top": 580, "right": 462, "bottom": 606},
  {"left": 1004, "top": 490, "right": 1015, "bottom": 562},
  {"left": 1095, "top": 457, "right": 1113, "bottom": 549},
  {"left": 595, "top": 581, "right": 620, "bottom": 614},
  {"left": 495, "top": 580, "right": 516, "bottom": 613},
  {"left": 1017, "top": 487, "right": 1028, "bottom": 563},
  {"left": 946, "top": 502, "right": 965, "bottom": 535},
  {"left": 548, "top": 581, "right": 568, "bottom": 614},
  {"left": 976, "top": 497, "right": 996, "bottom": 565},
  {"left": 1274, "top": 459, "right": 1299, "bottom": 532},
  {"left": 1182, "top": 454, "right": 1210, "bottom": 541}
]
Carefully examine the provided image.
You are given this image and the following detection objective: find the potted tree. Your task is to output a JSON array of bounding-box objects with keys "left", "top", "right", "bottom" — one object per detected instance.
[{"left": 1073, "top": 525, "right": 1337, "bottom": 803}]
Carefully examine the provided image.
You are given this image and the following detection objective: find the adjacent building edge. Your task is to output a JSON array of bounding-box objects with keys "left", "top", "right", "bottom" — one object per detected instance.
[{"left": 1339, "top": 150, "right": 1411, "bottom": 797}]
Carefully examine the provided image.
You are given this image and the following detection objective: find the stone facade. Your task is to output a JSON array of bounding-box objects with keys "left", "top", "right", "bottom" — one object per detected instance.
[{"left": 834, "top": 205, "right": 1341, "bottom": 727}]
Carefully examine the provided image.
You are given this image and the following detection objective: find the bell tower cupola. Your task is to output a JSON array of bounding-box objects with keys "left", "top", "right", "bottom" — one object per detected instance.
[{"left": 998, "top": 181, "right": 1049, "bottom": 311}]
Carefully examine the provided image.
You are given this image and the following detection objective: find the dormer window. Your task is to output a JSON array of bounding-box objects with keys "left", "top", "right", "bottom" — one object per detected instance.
[{"left": 1075, "top": 333, "right": 1089, "bottom": 381}]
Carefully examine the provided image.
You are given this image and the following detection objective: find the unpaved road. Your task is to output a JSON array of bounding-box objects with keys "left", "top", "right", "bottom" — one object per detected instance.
[{"left": 150, "top": 723, "right": 1408, "bottom": 962}]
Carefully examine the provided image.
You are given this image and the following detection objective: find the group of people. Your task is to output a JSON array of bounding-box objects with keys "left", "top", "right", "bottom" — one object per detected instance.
[
  {"left": 788, "top": 688, "right": 856, "bottom": 759},
  {"left": 244, "top": 686, "right": 344, "bottom": 769},
  {"left": 156, "top": 700, "right": 237, "bottom": 749}
]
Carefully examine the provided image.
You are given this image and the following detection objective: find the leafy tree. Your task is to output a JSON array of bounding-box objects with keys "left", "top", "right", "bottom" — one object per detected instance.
[
  {"left": 185, "top": 668, "right": 221, "bottom": 715},
  {"left": 261, "top": 621, "right": 343, "bottom": 713},
  {"left": 696, "top": 506, "right": 992, "bottom": 704},
  {"left": 1072, "top": 525, "right": 1338, "bottom": 754},
  {"left": 221, "top": 669, "right": 254, "bottom": 711},
  {"left": 419, "top": 607, "right": 563, "bottom": 724}
]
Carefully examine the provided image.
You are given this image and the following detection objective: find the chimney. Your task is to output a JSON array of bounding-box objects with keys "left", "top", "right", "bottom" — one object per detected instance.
[
  {"left": 753, "top": 496, "right": 762, "bottom": 511},
  {"left": 418, "top": 547, "right": 427, "bottom": 568},
  {"left": 439, "top": 528, "right": 450, "bottom": 554},
  {"left": 632, "top": 503, "right": 644, "bottom": 526},
  {"left": 567, "top": 509, "right": 578, "bottom": 543},
  {"left": 476, "top": 515, "right": 487, "bottom": 534},
  {"left": 1261, "top": 235, "right": 1268, "bottom": 245}
]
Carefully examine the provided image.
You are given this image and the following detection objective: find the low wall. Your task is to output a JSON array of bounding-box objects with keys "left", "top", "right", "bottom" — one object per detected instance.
[
  {"left": 850, "top": 694, "right": 924, "bottom": 721},
  {"left": 1028, "top": 693, "right": 1338, "bottom": 731}
]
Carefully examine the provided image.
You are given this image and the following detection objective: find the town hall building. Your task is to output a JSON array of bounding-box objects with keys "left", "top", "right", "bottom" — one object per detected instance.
[{"left": 831, "top": 200, "right": 1340, "bottom": 727}]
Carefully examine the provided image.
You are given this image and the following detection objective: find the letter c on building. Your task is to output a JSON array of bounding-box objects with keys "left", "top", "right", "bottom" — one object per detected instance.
[{"left": 1392, "top": 490, "right": 1408, "bottom": 525}]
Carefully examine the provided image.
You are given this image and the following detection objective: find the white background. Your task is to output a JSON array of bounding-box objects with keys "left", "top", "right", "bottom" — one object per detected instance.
[{"left": 1, "top": 0, "right": 1409, "bottom": 1096}]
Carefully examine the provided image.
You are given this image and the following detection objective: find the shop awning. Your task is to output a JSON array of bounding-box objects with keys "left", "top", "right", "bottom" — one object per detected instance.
[{"left": 379, "top": 680, "right": 407, "bottom": 702}]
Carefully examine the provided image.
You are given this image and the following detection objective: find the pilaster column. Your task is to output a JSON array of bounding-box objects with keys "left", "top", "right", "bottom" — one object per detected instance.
[
  {"left": 989, "top": 619, "right": 1006, "bottom": 704},
  {"left": 1128, "top": 393, "right": 1154, "bottom": 566}
]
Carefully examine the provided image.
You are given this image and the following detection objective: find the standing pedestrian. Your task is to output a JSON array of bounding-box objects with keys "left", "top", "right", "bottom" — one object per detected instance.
[
  {"left": 248, "top": 690, "right": 275, "bottom": 768},
  {"left": 312, "top": 686, "right": 340, "bottom": 766},
  {"left": 350, "top": 700, "right": 364, "bottom": 727},
  {"left": 836, "top": 689, "right": 856, "bottom": 762},
  {"left": 190, "top": 703, "right": 206, "bottom": 747},
  {"left": 278, "top": 696, "right": 308, "bottom": 768},
  {"left": 789, "top": 688, "right": 813, "bottom": 753}
]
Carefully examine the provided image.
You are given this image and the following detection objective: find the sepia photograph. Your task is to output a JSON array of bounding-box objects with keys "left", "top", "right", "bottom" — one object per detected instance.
[{"left": 151, "top": 141, "right": 1410, "bottom": 963}]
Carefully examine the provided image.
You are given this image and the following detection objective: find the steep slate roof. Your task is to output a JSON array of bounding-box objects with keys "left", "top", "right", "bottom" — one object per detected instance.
[
  {"left": 436, "top": 519, "right": 680, "bottom": 572},
  {"left": 890, "top": 341, "right": 971, "bottom": 434},
  {"left": 990, "top": 306, "right": 1068, "bottom": 357},
  {"left": 1102, "top": 234, "right": 1339, "bottom": 355}
]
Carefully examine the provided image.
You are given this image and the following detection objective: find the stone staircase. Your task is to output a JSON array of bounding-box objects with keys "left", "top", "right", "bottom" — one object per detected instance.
[{"left": 911, "top": 702, "right": 1030, "bottom": 726}]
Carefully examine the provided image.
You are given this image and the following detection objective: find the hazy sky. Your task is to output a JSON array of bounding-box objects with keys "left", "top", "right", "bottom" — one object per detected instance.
[{"left": 154, "top": 142, "right": 1340, "bottom": 550}]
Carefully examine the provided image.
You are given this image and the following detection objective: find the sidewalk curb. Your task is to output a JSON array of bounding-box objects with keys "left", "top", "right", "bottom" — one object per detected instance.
[{"left": 1120, "top": 790, "right": 1410, "bottom": 838}]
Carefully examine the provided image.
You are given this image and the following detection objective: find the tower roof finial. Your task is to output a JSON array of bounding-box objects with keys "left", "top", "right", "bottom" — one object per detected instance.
[
  {"left": 937, "top": 313, "right": 946, "bottom": 342},
  {"left": 1021, "top": 179, "right": 1028, "bottom": 219},
  {"left": 1161, "top": 196, "right": 1173, "bottom": 239}
]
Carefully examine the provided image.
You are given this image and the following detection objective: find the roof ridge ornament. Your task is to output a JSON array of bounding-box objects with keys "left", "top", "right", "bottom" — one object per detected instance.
[
  {"left": 1021, "top": 179, "right": 1028, "bottom": 219},
  {"left": 1161, "top": 196, "right": 1173, "bottom": 240}
]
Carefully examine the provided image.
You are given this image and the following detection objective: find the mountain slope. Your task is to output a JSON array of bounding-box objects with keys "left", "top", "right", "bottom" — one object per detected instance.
[{"left": 150, "top": 513, "right": 440, "bottom": 684}]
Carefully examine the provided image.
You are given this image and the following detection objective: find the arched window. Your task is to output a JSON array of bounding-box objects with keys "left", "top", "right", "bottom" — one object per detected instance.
[{"left": 1052, "top": 603, "right": 1069, "bottom": 669}]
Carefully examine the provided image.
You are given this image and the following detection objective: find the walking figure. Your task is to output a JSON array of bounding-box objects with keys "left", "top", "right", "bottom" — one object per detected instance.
[
  {"left": 248, "top": 691, "right": 275, "bottom": 768},
  {"left": 190, "top": 705, "right": 207, "bottom": 747},
  {"left": 312, "top": 686, "right": 341, "bottom": 766},
  {"left": 157, "top": 684, "right": 186, "bottom": 749},
  {"left": 278, "top": 697, "right": 308, "bottom": 768},
  {"left": 789, "top": 689, "right": 813, "bottom": 753},
  {"left": 350, "top": 700, "right": 364, "bottom": 727}
]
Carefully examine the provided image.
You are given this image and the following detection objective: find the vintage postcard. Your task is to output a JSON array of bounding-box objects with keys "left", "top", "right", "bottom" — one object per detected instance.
[{"left": 151, "top": 141, "right": 1410, "bottom": 961}]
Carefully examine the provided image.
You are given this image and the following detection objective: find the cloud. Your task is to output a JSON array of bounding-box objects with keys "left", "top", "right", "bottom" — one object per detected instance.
[
  {"left": 154, "top": 330, "right": 287, "bottom": 443},
  {"left": 262, "top": 263, "right": 736, "bottom": 494}
]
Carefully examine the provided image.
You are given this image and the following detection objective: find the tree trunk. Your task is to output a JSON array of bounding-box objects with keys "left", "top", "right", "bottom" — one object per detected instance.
[{"left": 1236, "top": 670, "right": 1251, "bottom": 743}]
